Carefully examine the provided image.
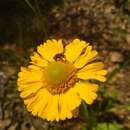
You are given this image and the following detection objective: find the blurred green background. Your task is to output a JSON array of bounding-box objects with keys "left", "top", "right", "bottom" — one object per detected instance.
[{"left": 0, "top": 0, "right": 130, "bottom": 130}]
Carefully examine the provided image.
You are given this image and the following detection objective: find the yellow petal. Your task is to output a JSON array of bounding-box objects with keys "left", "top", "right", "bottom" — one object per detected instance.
[
  {"left": 18, "top": 82, "right": 45, "bottom": 93},
  {"left": 77, "top": 70, "right": 107, "bottom": 82},
  {"left": 28, "top": 65, "right": 41, "bottom": 71},
  {"left": 18, "top": 67, "right": 43, "bottom": 84},
  {"left": 64, "top": 88, "right": 81, "bottom": 111},
  {"left": 17, "top": 66, "right": 45, "bottom": 98},
  {"left": 43, "top": 95, "right": 59, "bottom": 121},
  {"left": 37, "top": 39, "right": 63, "bottom": 61},
  {"left": 29, "top": 94, "right": 43, "bottom": 116},
  {"left": 24, "top": 94, "right": 38, "bottom": 112},
  {"left": 65, "top": 39, "right": 88, "bottom": 63},
  {"left": 74, "top": 45, "right": 98, "bottom": 68},
  {"left": 79, "top": 62, "right": 105, "bottom": 72},
  {"left": 37, "top": 89, "right": 52, "bottom": 118},
  {"left": 59, "top": 94, "right": 72, "bottom": 120},
  {"left": 30, "top": 52, "right": 48, "bottom": 67},
  {"left": 25, "top": 89, "right": 51, "bottom": 116},
  {"left": 18, "top": 79, "right": 46, "bottom": 99},
  {"left": 77, "top": 62, "right": 107, "bottom": 82},
  {"left": 74, "top": 82, "right": 98, "bottom": 104}
]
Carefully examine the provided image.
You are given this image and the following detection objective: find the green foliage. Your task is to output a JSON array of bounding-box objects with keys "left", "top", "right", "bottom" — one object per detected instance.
[
  {"left": 104, "top": 87, "right": 119, "bottom": 100},
  {"left": 126, "top": 105, "right": 130, "bottom": 110},
  {"left": 94, "top": 123, "right": 124, "bottom": 130}
]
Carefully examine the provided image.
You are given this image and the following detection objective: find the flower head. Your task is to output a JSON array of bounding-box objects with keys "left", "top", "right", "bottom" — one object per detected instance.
[{"left": 17, "top": 39, "right": 107, "bottom": 121}]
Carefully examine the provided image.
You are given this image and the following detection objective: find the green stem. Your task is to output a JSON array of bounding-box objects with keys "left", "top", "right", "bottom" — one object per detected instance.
[
  {"left": 24, "top": 0, "right": 36, "bottom": 13},
  {"left": 83, "top": 102, "right": 93, "bottom": 130},
  {"left": 34, "top": 0, "right": 48, "bottom": 39},
  {"left": 24, "top": 0, "right": 48, "bottom": 39}
]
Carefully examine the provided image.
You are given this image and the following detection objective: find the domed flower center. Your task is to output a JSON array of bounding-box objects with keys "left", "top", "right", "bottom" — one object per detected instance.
[
  {"left": 45, "top": 61, "right": 77, "bottom": 94},
  {"left": 45, "top": 62, "right": 69, "bottom": 85}
]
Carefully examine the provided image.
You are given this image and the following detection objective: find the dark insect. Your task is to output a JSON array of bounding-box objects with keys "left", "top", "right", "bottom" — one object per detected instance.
[{"left": 54, "top": 53, "right": 65, "bottom": 61}]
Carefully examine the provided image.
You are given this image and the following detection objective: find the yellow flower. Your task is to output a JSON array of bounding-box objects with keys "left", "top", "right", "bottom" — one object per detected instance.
[{"left": 17, "top": 39, "right": 107, "bottom": 121}]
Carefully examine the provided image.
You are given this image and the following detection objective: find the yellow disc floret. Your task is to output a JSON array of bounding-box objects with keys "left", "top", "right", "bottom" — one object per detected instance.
[
  {"left": 45, "top": 61, "right": 69, "bottom": 85},
  {"left": 44, "top": 61, "right": 77, "bottom": 94}
]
